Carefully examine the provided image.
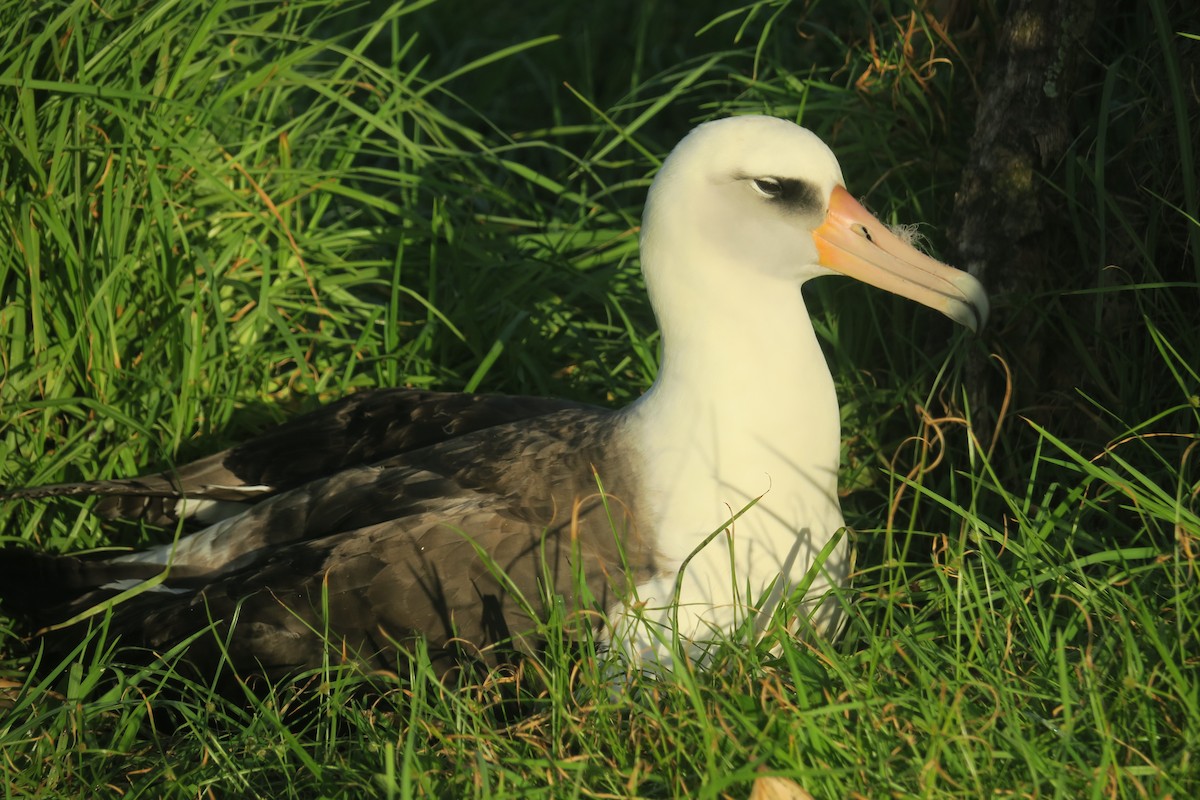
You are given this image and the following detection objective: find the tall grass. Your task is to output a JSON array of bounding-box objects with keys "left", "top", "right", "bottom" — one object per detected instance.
[{"left": 2, "top": 0, "right": 1197, "bottom": 797}]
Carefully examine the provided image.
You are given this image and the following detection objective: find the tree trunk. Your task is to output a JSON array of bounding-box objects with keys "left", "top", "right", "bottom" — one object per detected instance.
[{"left": 950, "top": 0, "right": 1098, "bottom": 441}]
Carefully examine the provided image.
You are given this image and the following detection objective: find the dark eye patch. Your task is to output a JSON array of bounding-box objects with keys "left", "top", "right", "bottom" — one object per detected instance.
[{"left": 748, "top": 176, "right": 823, "bottom": 215}]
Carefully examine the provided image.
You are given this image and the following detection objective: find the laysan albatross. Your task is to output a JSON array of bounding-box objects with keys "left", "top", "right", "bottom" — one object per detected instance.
[{"left": 0, "top": 116, "right": 987, "bottom": 686}]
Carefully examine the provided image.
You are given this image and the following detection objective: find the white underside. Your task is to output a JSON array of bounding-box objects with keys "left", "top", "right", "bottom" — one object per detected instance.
[{"left": 607, "top": 394, "right": 850, "bottom": 668}]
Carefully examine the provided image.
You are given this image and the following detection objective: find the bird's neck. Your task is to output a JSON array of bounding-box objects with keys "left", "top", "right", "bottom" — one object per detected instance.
[{"left": 622, "top": 243, "right": 844, "bottom": 561}]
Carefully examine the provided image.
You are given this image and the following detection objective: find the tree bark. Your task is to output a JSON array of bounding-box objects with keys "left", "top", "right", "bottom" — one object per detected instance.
[{"left": 950, "top": 0, "right": 1098, "bottom": 441}]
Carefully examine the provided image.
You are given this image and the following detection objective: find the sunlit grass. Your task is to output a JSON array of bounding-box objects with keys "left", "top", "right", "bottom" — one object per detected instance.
[{"left": 2, "top": 0, "right": 1198, "bottom": 797}]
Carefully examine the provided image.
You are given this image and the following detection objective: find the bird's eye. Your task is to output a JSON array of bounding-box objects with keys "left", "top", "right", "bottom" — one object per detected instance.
[{"left": 751, "top": 177, "right": 783, "bottom": 199}]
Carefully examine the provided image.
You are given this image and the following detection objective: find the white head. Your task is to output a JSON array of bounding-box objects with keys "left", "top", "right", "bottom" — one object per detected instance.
[{"left": 639, "top": 115, "right": 987, "bottom": 332}]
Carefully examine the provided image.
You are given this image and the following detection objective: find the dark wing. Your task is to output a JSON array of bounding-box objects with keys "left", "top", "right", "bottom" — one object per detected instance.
[
  {"left": 1, "top": 389, "right": 592, "bottom": 527},
  {"left": 2, "top": 408, "right": 659, "bottom": 683}
]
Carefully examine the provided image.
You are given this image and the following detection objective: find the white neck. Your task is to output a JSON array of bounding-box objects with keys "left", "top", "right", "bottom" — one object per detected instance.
[{"left": 626, "top": 222, "right": 843, "bottom": 529}]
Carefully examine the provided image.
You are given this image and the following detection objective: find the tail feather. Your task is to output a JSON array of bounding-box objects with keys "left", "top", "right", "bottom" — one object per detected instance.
[
  {"left": 1, "top": 477, "right": 184, "bottom": 527},
  {"left": 0, "top": 476, "right": 176, "bottom": 501},
  {"left": 0, "top": 475, "right": 255, "bottom": 527},
  {"left": 0, "top": 548, "right": 165, "bottom": 624}
]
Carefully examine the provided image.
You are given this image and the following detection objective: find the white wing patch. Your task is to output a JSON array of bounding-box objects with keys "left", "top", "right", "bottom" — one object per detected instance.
[{"left": 100, "top": 579, "right": 191, "bottom": 595}]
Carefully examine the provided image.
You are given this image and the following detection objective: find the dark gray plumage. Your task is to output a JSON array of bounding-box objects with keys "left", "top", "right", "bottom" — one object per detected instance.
[
  {"left": 2, "top": 402, "right": 657, "bottom": 684},
  {"left": 1, "top": 389, "right": 589, "bottom": 527}
]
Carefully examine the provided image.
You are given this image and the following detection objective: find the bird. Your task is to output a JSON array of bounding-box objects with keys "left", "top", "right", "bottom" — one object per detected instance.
[{"left": 0, "top": 116, "right": 987, "bottom": 689}]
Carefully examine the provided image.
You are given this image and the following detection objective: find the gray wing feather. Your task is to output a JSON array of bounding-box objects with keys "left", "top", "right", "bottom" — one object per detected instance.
[
  {"left": 8, "top": 407, "right": 660, "bottom": 683},
  {"left": 1, "top": 389, "right": 593, "bottom": 526}
]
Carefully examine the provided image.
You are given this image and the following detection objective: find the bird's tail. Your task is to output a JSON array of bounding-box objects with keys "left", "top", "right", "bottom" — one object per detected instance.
[
  {"left": 0, "top": 476, "right": 186, "bottom": 526},
  {"left": 0, "top": 548, "right": 166, "bottom": 627}
]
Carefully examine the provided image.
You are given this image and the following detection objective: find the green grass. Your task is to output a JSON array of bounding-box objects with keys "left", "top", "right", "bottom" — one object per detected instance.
[{"left": 2, "top": 0, "right": 1198, "bottom": 797}]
